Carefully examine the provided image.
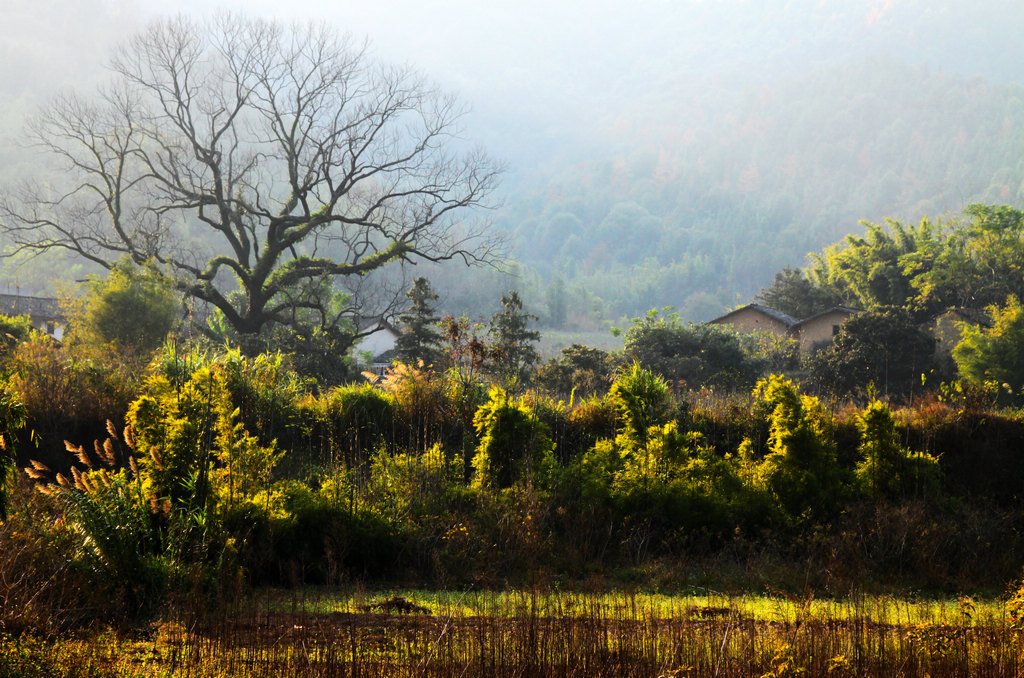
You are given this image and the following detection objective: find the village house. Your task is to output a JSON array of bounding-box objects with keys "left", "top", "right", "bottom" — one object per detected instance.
[
  {"left": 0, "top": 293, "right": 64, "bottom": 340},
  {"left": 354, "top": 321, "right": 401, "bottom": 377},
  {"left": 708, "top": 303, "right": 859, "bottom": 355},
  {"left": 790, "top": 306, "right": 860, "bottom": 354},
  {"left": 707, "top": 303, "right": 799, "bottom": 338}
]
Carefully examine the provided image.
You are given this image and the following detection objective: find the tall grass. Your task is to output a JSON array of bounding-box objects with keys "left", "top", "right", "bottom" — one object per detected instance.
[{"left": 5, "top": 589, "right": 1021, "bottom": 677}]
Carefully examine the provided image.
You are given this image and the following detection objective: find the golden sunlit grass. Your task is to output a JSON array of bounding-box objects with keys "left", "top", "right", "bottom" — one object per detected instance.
[
  {"left": 263, "top": 587, "right": 1008, "bottom": 627},
  {"left": 5, "top": 588, "right": 1020, "bottom": 678}
]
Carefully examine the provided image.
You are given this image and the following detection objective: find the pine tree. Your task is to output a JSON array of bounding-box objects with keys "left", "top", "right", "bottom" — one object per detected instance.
[
  {"left": 488, "top": 290, "right": 541, "bottom": 387},
  {"left": 394, "top": 277, "right": 443, "bottom": 367}
]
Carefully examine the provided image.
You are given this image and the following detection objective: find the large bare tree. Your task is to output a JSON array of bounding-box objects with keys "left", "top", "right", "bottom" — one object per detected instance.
[{"left": 0, "top": 14, "right": 501, "bottom": 350}]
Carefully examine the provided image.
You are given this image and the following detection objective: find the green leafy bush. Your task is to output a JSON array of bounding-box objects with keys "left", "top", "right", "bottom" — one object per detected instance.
[
  {"left": 127, "top": 358, "right": 281, "bottom": 513},
  {"left": 754, "top": 375, "right": 845, "bottom": 520},
  {"left": 62, "top": 258, "right": 178, "bottom": 360},
  {"left": 854, "top": 400, "right": 940, "bottom": 502},
  {"left": 953, "top": 295, "right": 1024, "bottom": 399},
  {"left": 621, "top": 309, "right": 764, "bottom": 390},
  {"left": 8, "top": 334, "right": 136, "bottom": 432},
  {"left": 312, "top": 382, "right": 397, "bottom": 467},
  {"left": 608, "top": 363, "right": 671, "bottom": 450},
  {"left": 472, "top": 387, "right": 554, "bottom": 489},
  {"left": 0, "top": 383, "right": 26, "bottom": 522}
]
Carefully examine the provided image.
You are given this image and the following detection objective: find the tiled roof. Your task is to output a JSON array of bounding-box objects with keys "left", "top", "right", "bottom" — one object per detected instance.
[
  {"left": 0, "top": 294, "right": 62, "bottom": 321},
  {"left": 709, "top": 303, "right": 800, "bottom": 327},
  {"left": 790, "top": 306, "right": 860, "bottom": 329}
]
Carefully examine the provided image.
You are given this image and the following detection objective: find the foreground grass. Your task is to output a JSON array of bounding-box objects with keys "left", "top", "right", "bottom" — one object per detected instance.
[
  {"left": 3, "top": 589, "right": 1023, "bottom": 677},
  {"left": 274, "top": 587, "right": 1008, "bottom": 628}
]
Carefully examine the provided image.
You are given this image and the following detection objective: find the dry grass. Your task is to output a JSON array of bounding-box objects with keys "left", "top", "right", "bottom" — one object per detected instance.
[{"left": 5, "top": 589, "right": 1022, "bottom": 677}]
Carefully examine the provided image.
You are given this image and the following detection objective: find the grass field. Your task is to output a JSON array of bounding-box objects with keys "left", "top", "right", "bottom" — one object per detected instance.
[
  {"left": 268, "top": 587, "right": 1007, "bottom": 627},
  {"left": 3, "top": 588, "right": 1022, "bottom": 677}
]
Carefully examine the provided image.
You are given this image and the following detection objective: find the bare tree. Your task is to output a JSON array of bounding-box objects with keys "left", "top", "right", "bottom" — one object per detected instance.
[{"left": 0, "top": 14, "right": 501, "bottom": 351}]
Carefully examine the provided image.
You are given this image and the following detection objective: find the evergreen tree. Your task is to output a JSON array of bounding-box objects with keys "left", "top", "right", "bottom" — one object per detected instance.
[
  {"left": 488, "top": 290, "right": 541, "bottom": 387},
  {"left": 394, "top": 277, "right": 443, "bottom": 367}
]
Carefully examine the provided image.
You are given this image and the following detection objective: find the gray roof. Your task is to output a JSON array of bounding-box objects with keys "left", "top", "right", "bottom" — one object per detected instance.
[
  {"left": 709, "top": 303, "right": 800, "bottom": 327},
  {"left": 0, "top": 294, "right": 62, "bottom": 321},
  {"left": 790, "top": 306, "right": 860, "bottom": 329}
]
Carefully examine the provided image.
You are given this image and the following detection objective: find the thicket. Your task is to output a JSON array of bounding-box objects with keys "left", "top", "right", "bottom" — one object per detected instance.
[
  {"left": 5, "top": 224, "right": 1024, "bottom": 631},
  {"left": 3, "top": 326, "right": 1024, "bottom": 633}
]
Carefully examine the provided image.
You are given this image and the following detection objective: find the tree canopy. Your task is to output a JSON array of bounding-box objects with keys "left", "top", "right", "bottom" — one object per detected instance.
[
  {"left": 621, "top": 309, "right": 763, "bottom": 391},
  {"left": 804, "top": 205, "right": 1024, "bottom": 317},
  {"left": 952, "top": 295, "right": 1024, "bottom": 397},
  {"left": 805, "top": 307, "right": 936, "bottom": 399},
  {"left": 0, "top": 15, "right": 500, "bottom": 353}
]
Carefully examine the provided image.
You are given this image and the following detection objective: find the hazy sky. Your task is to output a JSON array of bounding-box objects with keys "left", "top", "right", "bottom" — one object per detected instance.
[{"left": 3, "top": 0, "right": 1022, "bottom": 178}]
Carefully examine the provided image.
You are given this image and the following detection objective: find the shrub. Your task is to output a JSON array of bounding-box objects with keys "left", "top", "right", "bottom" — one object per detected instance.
[
  {"left": 0, "top": 314, "right": 33, "bottom": 361},
  {"left": 314, "top": 382, "right": 397, "bottom": 467},
  {"left": 621, "top": 309, "right": 764, "bottom": 390},
  {"left": 0, "top": 383, "right": 27, "bottom": 521},
  {"left": 382, "top": 361, "right": 456, "bottom": 452},
  {"left": 472, "top": 387, "right": 555, "bottom": 489},
  {"left": 608, "top": 363, "right": 671, "bottom": 450},
  {"left": 8, "top": 334, "right": 136, "bottom": 432},
  {"left": 953, "top": 295, "right": 1024, "bottom": 400},
  {"left": 62, "top": 258, "right": 178, "bottom": 361},
  {"left": 754, "top": 375, "right": 844, "bottom": 520},
  {"left": 805, "top": 307, "right": 936, "bottom": 399},
  {"left": 854, "top": 400, "right": 941, "bottom": 502},
  {"left": 365, "top": 444, "right": 462, "bottom": 524},
  {"left": 127, "top": 361, "right": 281, "bottom": 512},
  {"left": 0, "top": 481, "right": 103, "bottom": 632},
  {"left": 535, "top": 344, "right": 615, "bottom": 399},
  {"left": 219, "top": 348, "right": 308, "bottom": 450}
]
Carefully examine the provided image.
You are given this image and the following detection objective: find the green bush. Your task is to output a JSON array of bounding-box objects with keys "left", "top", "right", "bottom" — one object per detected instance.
[
  {"left": 217, "top": 348, "right": 310, "bottom": 454},
  {"left": 258, "top": 490, "right": 407, "bottom": 584},
  {"left": 8, "top": 334, "right": 136, "bottom": 432},
  {"left": 621, "top": 309, "right": 765, "bottom": 390},
  {"left": 854, "top": 400, "right": 940, "bottom": 502},
  {"left": 0, "top": 314, "right": 33, "bottom": 361},
  {"left": 315, "top": 382, "right": 397, "bottom": 466},
  {"left": 382, "top": 361, "right": 458, "bottom": 453},
  {"left": 63, "top": 258, "right": 178, "bottom": 360},
  {"left": 754, "top": 375, "right": 845, "bottom": 520},
  {"left": 0, "top": 383, "right": 26, "bottom": 522},
  {"left": 953, "top": 295, "right": 1024, "bottom": 400},
  {"left": 127, "top": 360, "right": 281, "bottom": 512},
  {"left": 472, "top": 387, "right": 555, "bottom": 489},
  {"left": 608, "top": 363, "right": 671, "bottom": 450}
]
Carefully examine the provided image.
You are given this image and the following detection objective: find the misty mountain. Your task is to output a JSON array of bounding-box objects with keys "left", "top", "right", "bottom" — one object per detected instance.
[{"left": 493, "top": 57, "right": 1024, "bottom": 326}]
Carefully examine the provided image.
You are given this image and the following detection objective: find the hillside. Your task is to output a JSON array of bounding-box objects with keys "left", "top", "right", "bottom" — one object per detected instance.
[{"left": 486, "top": 58, "right": 1024, "bottom": 327}]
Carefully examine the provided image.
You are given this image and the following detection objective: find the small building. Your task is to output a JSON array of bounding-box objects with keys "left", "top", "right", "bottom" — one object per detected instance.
[
  {"left": 353, "top": 321, "right": 401, "bottom": 376},
  {"left": 790, "top": 306, "right": 860, "bottom": 354},
  {"left": 708, "top": 303, "right": 860, "bottom": 356},
  {"left": 0, "top": 293, "right": 64, "bottom": 340},
  {"left": 707, "top": 303, "right": 799, "bottom": 338}
]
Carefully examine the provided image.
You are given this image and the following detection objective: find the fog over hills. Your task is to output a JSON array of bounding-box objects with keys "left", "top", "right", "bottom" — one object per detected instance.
[{"left": 0, "top": 0, "right": 1021, "bottom": 323}]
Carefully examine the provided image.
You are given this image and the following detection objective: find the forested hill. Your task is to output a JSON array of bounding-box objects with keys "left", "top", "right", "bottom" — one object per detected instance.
[{"left": 489, "top": 58, "right": 1024, "bottom": 326}]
